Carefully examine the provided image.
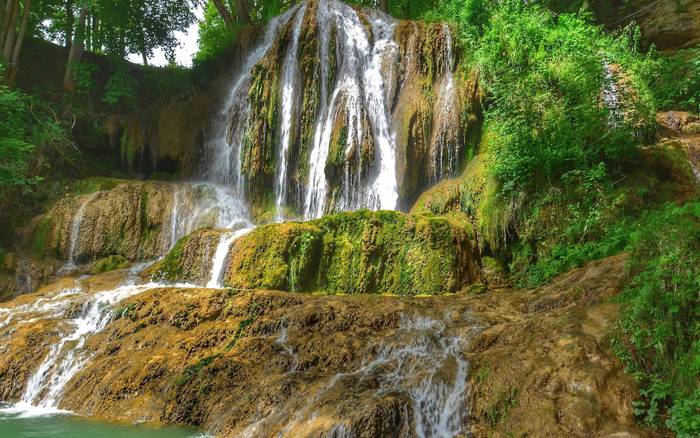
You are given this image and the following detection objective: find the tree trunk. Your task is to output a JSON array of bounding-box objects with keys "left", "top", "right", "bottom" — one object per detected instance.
[
  {"left": 6, "top": 0, "right": 29, "bottom": 87},
  {"left": 2, "top": 0, "right": 18, "bottom": 62},
  {"left": 65, "top": 0, "right": 73, "bottom": 49},
  {"left": 234, "top": 0, "right": 250, "bottom": 25},
  {"left": 211, "top": 0, "right": 236, "bottom": 31},
  {"left": 141, "top": 51, "right": 148, "bottom": 66},
  {"left": 379, "top": 0, "right": 389, "bottom": 14},
  {"left": 63, "top": 6, "right": 87, "bottom": 93},
  {"left": 1, "top": 0, "right": 17, "bottom": 54}
]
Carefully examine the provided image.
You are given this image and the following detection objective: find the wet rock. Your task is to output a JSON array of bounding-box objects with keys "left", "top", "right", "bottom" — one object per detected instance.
[{"left": 0, "top": 254, "right": 659, "bottom": 437}]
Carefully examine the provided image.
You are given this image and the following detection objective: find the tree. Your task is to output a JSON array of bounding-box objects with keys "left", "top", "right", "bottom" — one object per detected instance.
[
  {"left": 1, "top": 0, "right": 32, "bottom": 87},
  {"left": 211, "top": 0, "right": 236, "bottom": 31}
]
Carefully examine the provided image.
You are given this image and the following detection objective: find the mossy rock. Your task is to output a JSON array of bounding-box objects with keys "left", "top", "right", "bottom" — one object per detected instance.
[
  {"left": 89, "top": 255, "right": 130, "bottom": 275},
  {"left": 226, "top": 210, "right": 482, "bottom": 295},
  {"left": 155, "top": 210, "right": 482, "bottom": 295}
]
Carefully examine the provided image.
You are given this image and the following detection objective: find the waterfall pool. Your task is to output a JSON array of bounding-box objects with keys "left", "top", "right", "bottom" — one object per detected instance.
[{"left": 0, "top": 406, "right": 205, "bottom": 438}]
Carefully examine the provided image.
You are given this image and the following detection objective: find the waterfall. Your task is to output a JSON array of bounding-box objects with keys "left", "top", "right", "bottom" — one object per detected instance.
[
  {"left": 205, "top": 226, "right": 253, "bottom": 288},
  {"left": 167, "top": 183, "right": 252, "bottom": 249},
  {"left": 275, "top": 5, "right": 307, "bottom": 220},
  {"left": 603, "top": 62, "right": 622, "bottom": 127},
  {"left": 2, "top": 265, "right": 198, "bottom": 415},
  {"left": 304, "top": 1, "right": 399, "bottom": 218},
  {"left": 203, "top": 9, "right": 296, "bottom": 194},
  {"left": 65, "top": 192, "right": 99, "bottom": 268},
  {"left": 431, "top": 25, "right": 460, "bottom": 183}
]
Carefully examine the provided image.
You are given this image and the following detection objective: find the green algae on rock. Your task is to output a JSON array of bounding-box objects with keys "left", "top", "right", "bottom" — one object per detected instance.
[{"left": 152, "top": 210, "right": 482, "bottom": 295}]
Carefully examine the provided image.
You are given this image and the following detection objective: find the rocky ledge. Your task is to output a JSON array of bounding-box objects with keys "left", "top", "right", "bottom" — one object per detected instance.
[{"left": 0, "top": 254, "right": 657, "bottom": 437}]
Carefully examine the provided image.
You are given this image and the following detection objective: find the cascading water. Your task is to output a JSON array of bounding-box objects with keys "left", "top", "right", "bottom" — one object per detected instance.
[
  {"left": 431, "top": 25, "right": 460, "bottom": 183},
  {"left": 203, "top": 9, "right": 297, "bottom": 195},
  {"left": 63, "top": 192, "right": 99, "bottom": 270},
  {"left": 241, "top": 313, "right": 477, "bottom": 437},
  {"left": 1, "top": 266, "right": 197, "bottom": 415},
  {"left": 275, "top": 5, "right": 307, "bottom": 220},
  {"left": 205, "top": 226, "right": 253, "bottom": 288},
  {"left": 304, "top": 1, "right": 399, "bottom": 218},
  {"left": 167, "top": 183, "right": 252, "bottom": 249},
  {"left": 202, "top": 0, "right": 467, "bottom": 221},
  {"left": 603, "top": 62, "right": 622, "bottom": 127}
]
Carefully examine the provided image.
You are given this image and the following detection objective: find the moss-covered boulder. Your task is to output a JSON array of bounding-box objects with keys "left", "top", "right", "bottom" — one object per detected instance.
[
  {"left": 29, "top": 180, "right": 240, "bottom": 265},
  {"left": 30, "top": 180, "right": 176, "bottom": 263},
  {"left": 146, "top": 230, "right": 223, "bottom": 284},
  {"left": 153, "top": 210, "right": 482, "bottom": 295}
]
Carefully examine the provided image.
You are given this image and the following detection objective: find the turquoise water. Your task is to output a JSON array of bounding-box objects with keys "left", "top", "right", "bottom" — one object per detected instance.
[{"left": 0, "top": 409, "right": 204, "bottom": 438}]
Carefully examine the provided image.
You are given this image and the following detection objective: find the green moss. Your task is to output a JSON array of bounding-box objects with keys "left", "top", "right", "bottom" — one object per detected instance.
[
  {"left": 225, "top": 210, "right": 480, "bottom": 295},
  {"left": 32, "top": 218, "right": 52, "bottom": 258},
  {"left": 175, "top": 353, "right": 222, "bottom": 387},
  {"left": 90, "top": 255, "right": 130, "bottom": 274},
  {"left": 154, "top": 234, "right": 191, "bottom": 282},
  {"left": 69, "top": 177, "right": 123, "bottom": 195}
]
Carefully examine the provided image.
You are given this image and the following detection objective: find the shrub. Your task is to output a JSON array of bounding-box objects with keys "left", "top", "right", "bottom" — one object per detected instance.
[{"left": 615, "top": 202, "right": 700, "bottom": 437}]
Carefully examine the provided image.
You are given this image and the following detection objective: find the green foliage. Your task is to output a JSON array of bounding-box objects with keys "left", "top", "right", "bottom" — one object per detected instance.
[
  {"left": 195, "top": 1, "right": 239, "bottom": 63},
  {"left": 71, "top": 62, "right": 99, "bottom": 95},
  {"left": 473, "top": 1, "right": 652, "bottom": 197},
  {"left": 614, "top": 202, "right": 700, "bottom": 436},
  {"left": 650, "top": 48, "right": 700, "bottom": 113},
  {"left": 0, "top": 85, "right": 38, "bottom": 189},
  {"left": 103, "top": 67, "right": 138, "bottom": 107},
  {"left": 0, "top": 78, "right": 76, "bottom": 242}
]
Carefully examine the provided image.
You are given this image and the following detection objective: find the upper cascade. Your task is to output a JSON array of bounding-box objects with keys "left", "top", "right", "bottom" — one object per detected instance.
[{"left": 203, "top": 0, "right": 480, "bottom": 220}]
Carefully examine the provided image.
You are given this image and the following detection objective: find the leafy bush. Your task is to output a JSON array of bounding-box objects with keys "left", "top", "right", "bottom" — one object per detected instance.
[
  {"left": 0, "top": 75, "right": 75, "bottom": 242},
  {"left": 614, "top": 202, "right": 700, "bottom": 437},
  {"left": 650, "top": 48, "right": 700, "bottom": 113},
  {"left": 471, "top": 1, "right": 654, "bottom": 197},
  {"left": 103, "top": 67, "right": 138, "bottom": 107}
]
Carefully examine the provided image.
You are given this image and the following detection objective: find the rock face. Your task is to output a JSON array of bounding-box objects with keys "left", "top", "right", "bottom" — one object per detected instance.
[
  {"left": 204, "top": 0, "right": 482, "bottom": 218},
  {"left": 30, "top": 180, "right": 251, "bottom": 266},
  {"left": 0, "top": 255, "right": 655, "bottom": 437},
  {"left": 153, "top": 210, "right": 483, "bottom": 295},
  {"left": 581, "top": 0, "right": 700, "bottom": 50}
]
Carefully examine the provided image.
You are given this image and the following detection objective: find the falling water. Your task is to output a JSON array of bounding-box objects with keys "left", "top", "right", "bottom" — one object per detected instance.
[
  {"left": 64, "top": 192, "right": 99, "bottom": 268},
  {"left": 275, "top": 5, "right": 307, "bottom": 220},
  {"left": 205, "top": 226, "right": 253, "bottom": 288},
  {"left": 204, "top": 9, "right": 298, "bottom": 195},
  {"left": 431, "top": 25, "right": 460, "bottom": 183},
  {"left": 167, "top": 183, "right": 252, "bottom": 249},
  {"left": 603, "top": 62, "right": 622, "bottom": 127},
  {"left": 203, "top": 0, "right": 464, "bottom": 220},
  {"left": 304, "top": 1, "right": 399, "bottom": 218},
  {"left": 241, "top": 313, "right": 476, "bottom": 437},
  {"left": 4, "top": 266, "right": 197, "bottom": 414}
]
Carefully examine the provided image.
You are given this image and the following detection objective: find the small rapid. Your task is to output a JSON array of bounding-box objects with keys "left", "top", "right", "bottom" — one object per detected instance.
[
  {"left": 241, "top": 313, "right": 478, "bottom": 437},
  {"left": 0, "top": 264, "right": 199, "bottom": 416}
]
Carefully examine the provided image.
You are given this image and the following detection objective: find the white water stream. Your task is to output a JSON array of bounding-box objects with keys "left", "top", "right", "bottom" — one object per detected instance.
[
  {"left": 63, "top": 192, "right": 99, "bottom": 270},
  {"left": 0, "top": 265, "right": 199, "bottom": 417},
  {"left": 241, "top": 313, "right": 476, "bottom": 437},
  {"left": 275, "top": 5, "right": 308, "bottom": 220},
  {"left": 304, "top": 1, "right": 399, "bottom": 218},
  {"left": 203, "top": 0, "right": 462, "bottom": 220}
]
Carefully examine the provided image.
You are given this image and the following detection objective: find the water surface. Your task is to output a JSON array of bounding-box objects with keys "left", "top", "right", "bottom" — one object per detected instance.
[{"left": 0, "top": 408, "right": 203, "bottom": 438}]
